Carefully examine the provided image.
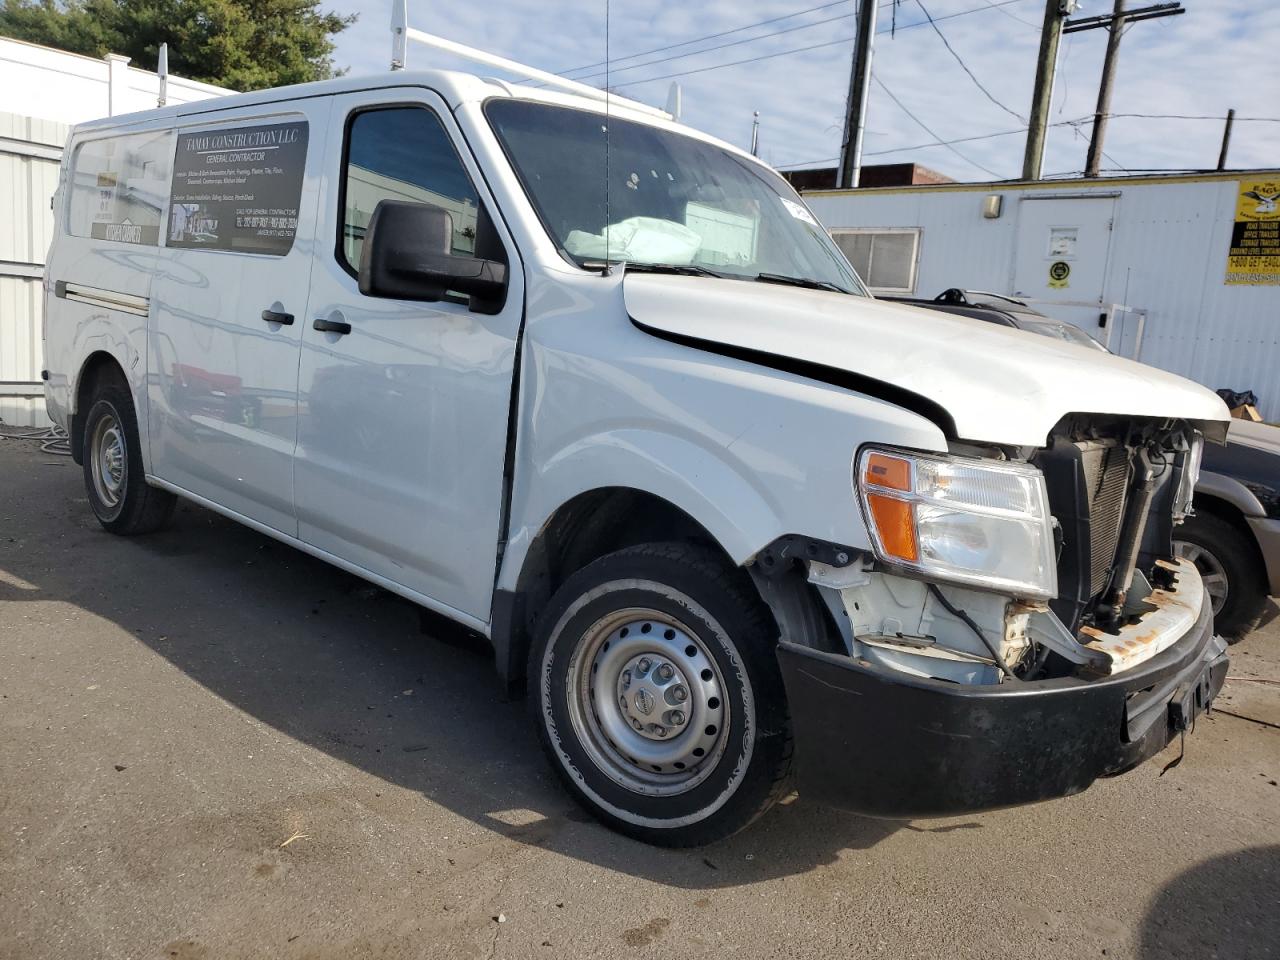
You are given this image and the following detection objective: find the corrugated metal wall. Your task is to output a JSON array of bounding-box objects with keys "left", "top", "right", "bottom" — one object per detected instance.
[
  {"left": 806, "top": 174, "right": 1280, "bottom": 421},
  {"left": 1, "top": 111, "right": 65, "bottom": 427}
]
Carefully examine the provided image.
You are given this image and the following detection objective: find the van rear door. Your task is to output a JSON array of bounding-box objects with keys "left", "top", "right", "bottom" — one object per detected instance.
[
  {"left": 147, "top": 100, "right": 331, "bottom": 535},
  {"left": 293, "top": 89, "right": 524, "bottom": 622}
]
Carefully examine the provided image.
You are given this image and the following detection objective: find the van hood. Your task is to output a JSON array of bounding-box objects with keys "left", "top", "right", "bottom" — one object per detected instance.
[{"left": 624, "top": 274, "right": 1230, "bottom": 448}]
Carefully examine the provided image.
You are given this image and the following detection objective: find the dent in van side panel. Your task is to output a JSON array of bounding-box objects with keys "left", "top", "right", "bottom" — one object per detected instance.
[{"left": 495, "top": 270, "right": 948, "bottom": 595}]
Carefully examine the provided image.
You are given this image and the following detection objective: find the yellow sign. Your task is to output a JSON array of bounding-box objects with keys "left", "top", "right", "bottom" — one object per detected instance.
[
  {"left": 1048, "top": 260, "right": 1070, "bottom": 289},
  {"left": 1226, "top": 179, "right": 1280, "bottom": 285}
]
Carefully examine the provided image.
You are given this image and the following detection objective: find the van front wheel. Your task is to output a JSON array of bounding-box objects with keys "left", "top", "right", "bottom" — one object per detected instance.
[
  {"left": 530, "top": 542, "right": 792, "bottom": 846},
  {"left": 82, "top": 379, "right": 175, "bottom": 535}
]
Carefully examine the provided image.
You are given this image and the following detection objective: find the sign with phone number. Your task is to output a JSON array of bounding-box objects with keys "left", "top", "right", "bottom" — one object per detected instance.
[{"left": 1226, "top": 179, "right": 1280, "bottom": 285}]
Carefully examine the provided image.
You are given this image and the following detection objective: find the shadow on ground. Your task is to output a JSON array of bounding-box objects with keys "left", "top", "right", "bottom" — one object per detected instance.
[
  {"left": 1, "top": 453, "right": 902, "bottom": 888},
  {"left": 1138, "top": 844, "right": 1280, "bottom": 960}
]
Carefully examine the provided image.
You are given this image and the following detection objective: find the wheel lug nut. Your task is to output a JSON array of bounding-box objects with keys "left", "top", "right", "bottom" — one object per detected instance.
[
  {"left": 656, "top": 663, "right": 674, "bottom": 681},
  {"left": 669, "top": 685, "right": 688, "bottom": 703},
  {"left": 637, "top": 658, "right": 651, "bottom": 674},
  {"left": 666, "top": 710, "right": 686, "bottom": 726},
  {"left": 621, "top": 669, "right": 631, "bottom": 688},
  {"left": 650, "top": 725, "right": 667, "bottom": 737}
]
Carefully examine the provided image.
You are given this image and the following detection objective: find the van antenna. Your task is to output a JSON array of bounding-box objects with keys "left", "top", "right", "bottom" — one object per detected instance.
[{"left": 157, "top": 42, "right": 169, "bottom": 107}]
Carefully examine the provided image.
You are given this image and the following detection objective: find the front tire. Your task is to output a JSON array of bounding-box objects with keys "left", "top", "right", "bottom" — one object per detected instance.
[
  {"left": 1174, "top": 511, "right": 1268, "bottom": 641},
  {"left": 81, "top": 376, "right": 176, "bottom": 535},
  {"left": 530, "top": 542, "right": 792, "bottom": 846}
]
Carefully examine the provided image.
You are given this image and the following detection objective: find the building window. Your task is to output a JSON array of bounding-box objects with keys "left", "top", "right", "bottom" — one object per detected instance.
[
  {"left": 339, "top": 106, "right": 479, "bottom": 273},
  {"left": 830, "top": 228, "right": 921, "bottom": 294}
]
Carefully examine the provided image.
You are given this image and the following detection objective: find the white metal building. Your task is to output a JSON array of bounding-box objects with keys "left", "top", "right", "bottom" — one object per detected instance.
[
  {"left": 0, "top": 37, "right": 229, "bottom": 425},
  {"left": 804, "top": 171, "right": 1280, "bottom": 421}
]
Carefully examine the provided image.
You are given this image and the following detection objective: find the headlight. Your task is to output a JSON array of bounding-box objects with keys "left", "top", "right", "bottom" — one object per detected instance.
[
  {"left": 1172, "top": 432, "right": 1203, "bottom": 522},
  {"left": 856, "top": 447, "right": 1058, "bottom": 599}
]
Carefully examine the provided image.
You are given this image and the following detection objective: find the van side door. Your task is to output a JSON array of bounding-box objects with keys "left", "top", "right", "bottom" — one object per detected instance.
[
  {"left": 148, "top": 100, "right": 330, "bottom": 535},
  {"left": 294, "top": 89, "right": 524, "bottom": 624}
]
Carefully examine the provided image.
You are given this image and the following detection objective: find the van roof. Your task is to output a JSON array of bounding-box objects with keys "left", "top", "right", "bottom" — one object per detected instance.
[{"left": 72, "top": 67, "right": 762, "bottom": 169}]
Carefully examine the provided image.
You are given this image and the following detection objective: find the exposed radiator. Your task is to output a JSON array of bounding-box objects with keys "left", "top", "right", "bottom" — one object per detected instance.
[{"left": 1081, "top": 443, "right": 1131, "bottom": 597}]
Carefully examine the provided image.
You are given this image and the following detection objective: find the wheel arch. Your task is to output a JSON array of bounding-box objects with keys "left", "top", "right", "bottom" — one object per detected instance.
[
  {"left": 490, "top": 485, "right": 839, "bottom": 697},
  {"left": 493, "top": 487, "right": 730, "bottom": 696},
  {"left": 1188, "top": 490, "right": 1263, "bottom": 551},
  {"left": 69, "top": 350, "right": 130, "bottom": 465}
]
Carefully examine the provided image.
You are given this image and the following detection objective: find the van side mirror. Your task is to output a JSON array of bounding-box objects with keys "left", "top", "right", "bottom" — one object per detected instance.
[{"left": 358, "top": 199, "right": 507, "bottom": 314}]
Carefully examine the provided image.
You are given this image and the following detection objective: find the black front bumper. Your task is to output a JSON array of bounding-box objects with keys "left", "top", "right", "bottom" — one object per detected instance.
[{"left": 776, "top": 598, "right": 1227, "bottom": 818}]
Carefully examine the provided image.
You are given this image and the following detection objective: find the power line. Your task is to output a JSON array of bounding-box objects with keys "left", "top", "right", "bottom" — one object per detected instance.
[
  {"left": 1107, "top": 113, "right": 1280, "bottom": 122},
  {"left": 776, "top": 112, "right": 1099, "bottom": 169},
  {"left": 773, "top": 112, "right": 1278, "bottom": 169},
  {"left": 567, "top": 10, "right": 856, "bottom": 82},
  {"left": 601, "top": 0, "right": 1034, "bottom": 89},
  {"left": 610, "top": 36, "right": 852, "bottom": 87},
  {"left": 913, "top": 0, "right": 1027, "bottom": 123},
  {"left": 558, "top": 0, "right": 853, "bottom": 77},
  {"left": 976, "top": 0, "right": 1040, "bottom": 29},
  {"left": 872, "top": 73, "right": 1005, "bottom": 178}
]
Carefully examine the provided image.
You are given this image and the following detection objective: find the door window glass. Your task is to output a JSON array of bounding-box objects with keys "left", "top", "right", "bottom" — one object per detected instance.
[
  {"left": 168, "top": 120, "right": 309, "bottom": 256},
  {"left": 340, "top": 107, "right": 480, "bottom": 271},
  {"left": 68, "top": 130, "right": 174, "bottom": 245}
]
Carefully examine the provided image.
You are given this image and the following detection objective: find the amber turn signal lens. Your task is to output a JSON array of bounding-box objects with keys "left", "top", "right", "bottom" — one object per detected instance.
[
  {"left": 864, "top": 452, "right": 911, "bottom": 492},
  {"left": 866, "top": 493, "right": 918, "bottom": 562}
]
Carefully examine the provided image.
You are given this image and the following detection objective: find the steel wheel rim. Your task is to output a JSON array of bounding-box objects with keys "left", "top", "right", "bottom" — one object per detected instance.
[
  {"left": 566, "top": 608, "right": 730, "bottom": 797},
  {"left": 1173, "top": 540, "right": 1228, "bottom": 615},
  {"left": 90, "top": 412, "right": 126, "bottom": 512}
]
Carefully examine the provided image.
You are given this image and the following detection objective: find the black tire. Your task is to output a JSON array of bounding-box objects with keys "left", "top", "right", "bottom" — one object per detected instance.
[
  {"left": 1175, "top": 511, "right": 1268, "bottom": 642},
  {"left": 81, "top": 374, "right": 176, "bottom": 535},
  {"left": 529, "top": 542, "right": 792, "bottom": 847}
]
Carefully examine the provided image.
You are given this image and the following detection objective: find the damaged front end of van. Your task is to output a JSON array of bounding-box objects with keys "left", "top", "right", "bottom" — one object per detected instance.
[{"left": 770, "top": 416, "right": 1229, "bottom": 817}]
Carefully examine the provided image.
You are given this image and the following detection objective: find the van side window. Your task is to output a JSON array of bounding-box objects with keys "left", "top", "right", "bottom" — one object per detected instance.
[
  {"left": 68, "top": 130, "right": 174, "bottom": 245},
  {"left": 339, "top": 107, "right": 480, "bottom": 272}
]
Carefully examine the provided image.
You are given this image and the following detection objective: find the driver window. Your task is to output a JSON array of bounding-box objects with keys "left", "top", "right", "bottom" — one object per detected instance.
[{"left": 339, "top": 106, "right": 480, "bottom": 272}]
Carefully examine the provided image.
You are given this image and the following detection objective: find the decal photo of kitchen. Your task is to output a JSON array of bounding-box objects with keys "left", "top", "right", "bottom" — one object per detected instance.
[{"left": 0, "top": 0, "right": 1276, "bottom": 957}]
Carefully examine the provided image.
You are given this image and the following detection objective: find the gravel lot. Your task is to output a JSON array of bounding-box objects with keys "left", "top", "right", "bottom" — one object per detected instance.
[{"left": 1, "top": 437, "right": 1277, "bottom": 960}]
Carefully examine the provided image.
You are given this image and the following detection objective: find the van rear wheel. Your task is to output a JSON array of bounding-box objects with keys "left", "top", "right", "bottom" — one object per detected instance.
[
  {"left": 529, "top": 542, "right": 792, "bottom": 846},
  {"left": 82, "top": 378, "right": 176, "bottom": 535}
]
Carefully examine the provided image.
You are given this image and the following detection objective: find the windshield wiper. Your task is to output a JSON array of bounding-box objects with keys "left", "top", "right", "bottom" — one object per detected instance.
[
  {"left": 754, "top": 272, "right": 846, "bottom": 293},
  {"left": 621, "top": 262, "right": 726, "bottom": 278}
]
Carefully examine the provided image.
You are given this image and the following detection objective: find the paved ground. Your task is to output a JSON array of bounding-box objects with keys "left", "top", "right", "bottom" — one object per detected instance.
[{"left": 0, "top": 437, "right": 1277, "bottom": 960}]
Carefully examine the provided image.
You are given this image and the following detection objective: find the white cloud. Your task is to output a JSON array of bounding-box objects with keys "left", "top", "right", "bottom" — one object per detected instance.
[{"left": 331, "top": 0, "right": 1279, "bottom": 181}]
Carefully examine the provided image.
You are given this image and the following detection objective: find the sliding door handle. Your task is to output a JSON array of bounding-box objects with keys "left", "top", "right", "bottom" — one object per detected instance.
[
  {"left": 261, "top": 309, "right": 294, "bottom": 325},
  {"left": 313, "top": 317, "right": 352, "bottom": 335}
]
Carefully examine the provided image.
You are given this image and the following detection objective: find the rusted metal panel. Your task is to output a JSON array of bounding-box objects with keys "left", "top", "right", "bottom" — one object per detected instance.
[{"left": 1079, "top": 558, "right": 1205, "bottom": 674}]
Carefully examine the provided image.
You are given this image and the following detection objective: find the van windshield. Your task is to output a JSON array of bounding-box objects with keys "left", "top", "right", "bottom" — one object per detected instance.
[{"left": 485, "top": 99, "right": 866, "bottom": 295}]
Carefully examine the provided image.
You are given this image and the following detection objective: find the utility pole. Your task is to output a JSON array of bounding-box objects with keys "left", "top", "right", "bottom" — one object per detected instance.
[
  {"left": 1217, "top": 108, "right": 1235, "bottom": 170},
  {"left": 837, "top": 0, "right": 879, "bottom": 189},
  {"left": 1084, "top": 0, "right": 1125, "bottom": 177},
  {"left": 1068, "top": 2, "right": 1185, "bottom": 176},
  {"left": 751, "top": 111, "right": 761, "bottom": 157},
  {"left": 1021, "top": 0, "right": 1071, "bottom": 182}
]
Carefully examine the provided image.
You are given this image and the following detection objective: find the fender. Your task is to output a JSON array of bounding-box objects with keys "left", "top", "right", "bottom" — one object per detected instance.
[
  {"left": 1196, "top": 469, "right": 1267, "bottom": 518},
  {"left": 66, "top": 333, "right": 149, "bottom": 468},
  {"left": 498, "top": 427, "right": 785, "bottom": 595}
]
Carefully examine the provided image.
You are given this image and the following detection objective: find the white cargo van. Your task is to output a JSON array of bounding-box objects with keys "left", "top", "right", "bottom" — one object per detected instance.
[{"left": 43, "top": 63, "right": 1231, "bottom": 846}]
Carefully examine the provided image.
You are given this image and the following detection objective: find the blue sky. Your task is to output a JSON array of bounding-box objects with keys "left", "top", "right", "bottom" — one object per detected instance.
[{"left": 330, "top": 0, "right": 1279, "bottom": 181}]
